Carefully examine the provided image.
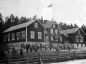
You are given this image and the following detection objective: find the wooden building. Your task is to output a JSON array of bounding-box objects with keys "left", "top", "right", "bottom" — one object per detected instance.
[
  {"left": 39, "top": 20, "right": 59, "bottom": 44},
  {"left": 3, "top": 19, "right": 44, "bottom": 48},
  {"left": 60, "top": 28, "right": 86, "bottom": 48}
]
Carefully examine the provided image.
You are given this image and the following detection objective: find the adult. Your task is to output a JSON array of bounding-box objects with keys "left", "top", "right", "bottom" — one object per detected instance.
[{"left": 26, "top": 44, "right": 30, "bottom": 53}]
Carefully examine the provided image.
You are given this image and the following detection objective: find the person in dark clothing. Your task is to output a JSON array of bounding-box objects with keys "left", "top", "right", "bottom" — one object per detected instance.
[
  {"left": 20, "top": 48, "right": 23, "bottom": 55},
  {"left": 30, "top": 46, "right": 32, "bottom": 52},
  {"left": 0, "top": 46, "right": 8, "bottom": 64},
  {"left": 12, "top": 47, "right": 16, "bottom": 55},
  {"left": 26, "top": 44, "right": 30, "bottom": 53}
]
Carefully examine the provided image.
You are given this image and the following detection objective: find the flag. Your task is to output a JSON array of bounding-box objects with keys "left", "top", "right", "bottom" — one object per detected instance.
[{"left": 48, "top": 3, "right": 53, "bottom": 8}]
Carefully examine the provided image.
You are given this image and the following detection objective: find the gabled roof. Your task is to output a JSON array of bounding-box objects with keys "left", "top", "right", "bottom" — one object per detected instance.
[
  {"left": 3, "top": 20, "right": 36, "bottom": 33},
  {"left": 80, "top": 28, "right": 86, "bottom": 35},
  {"left": 60, "top": 28, "right": 79, "bottom": 35},
  {"left": 41, "top": 20, "right": 57, "bottom": 28},
  {"left": 60, "top": 31, "right": 68, "bottom": 37}
]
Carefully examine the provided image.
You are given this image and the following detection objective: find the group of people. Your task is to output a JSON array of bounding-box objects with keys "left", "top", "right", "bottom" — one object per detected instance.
[
  {"left": 7, "top": 43, "right": 74, "bottom": 56},
  {"left": 8, "top": 43, "right": 42, "bottom": 56}
]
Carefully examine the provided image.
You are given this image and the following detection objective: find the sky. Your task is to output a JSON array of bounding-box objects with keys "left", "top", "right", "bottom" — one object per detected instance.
[{"left": 0, "top": 0, "right": 86, "bottom": 27}]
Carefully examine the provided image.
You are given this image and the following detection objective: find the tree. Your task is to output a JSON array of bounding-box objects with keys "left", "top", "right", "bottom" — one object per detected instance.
[
  {"left": 0, "top": 13, "right": 4, "bottom": 46},
  {"left": 74, "top": 23, "right": 78, "bottom": 28},
  {"left": 10, "top": 14, "right": 15, "bottom": 22},
  {"left": 14, "top": 16, "right": 19, "bottom": 25},
  {"left": 4, "top": 16, "right": 11, "bottom": 29},
  {"left": 33, "top": 14, "right": 37, "bottom": 20},
  {"left": 20, "top": 16, "right": 28, "bottom": 24},
  {"left": 11, "top": 16, "right": 20, "bottom": 26}
]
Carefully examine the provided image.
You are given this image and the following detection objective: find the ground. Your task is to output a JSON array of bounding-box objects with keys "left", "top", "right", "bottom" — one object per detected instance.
[
  {"left": 49, "top": 59, "right": 86, "bottom": 64},
  {"left": 8, "top": 49, "right": 86, "bottom": 64}
]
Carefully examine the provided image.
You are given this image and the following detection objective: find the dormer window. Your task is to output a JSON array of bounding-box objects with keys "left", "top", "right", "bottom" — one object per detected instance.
[{"left": 34, "top": 23, "right": 38, "bottom": 28}]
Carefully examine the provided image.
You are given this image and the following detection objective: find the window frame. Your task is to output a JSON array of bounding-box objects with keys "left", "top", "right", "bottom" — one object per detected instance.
[
  {"left": 51, "top": 29, "right": 53, "bottom": 34},
  {"left": 16, "top": 32, "right": 21, "bottom": 40},
  {"left": 51, "top": 36, "right": 53, "bottom": 41},
  {"left": 38, "top": 32, "right": 42, "bottom": 39},
  {"left": 34, "top": 23, "right": 38, "bottom": 28},
  {"left": 8, "top": 34, "right": 10, "bottom": 41},
  {"left": 12, "top": 33, "right": 15, "bottom": 40},
  {"left": 53, "top": 24, "right": 55, "bottom": 28},
  {"left": 30, "top": 31, "right": 35, "bottom": 39},
  {"left": 22, "top": 31, "right": 26, "bottom": 39}
]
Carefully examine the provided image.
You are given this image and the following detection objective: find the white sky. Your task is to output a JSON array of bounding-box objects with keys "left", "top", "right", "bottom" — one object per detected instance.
[{"left": 0, "top": 0, "right": 86, "bottom": 27}]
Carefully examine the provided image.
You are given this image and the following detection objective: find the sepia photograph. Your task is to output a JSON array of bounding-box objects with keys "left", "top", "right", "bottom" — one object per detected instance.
[{"left": 0, "top": 0, "right": 86, "bottom": 64}]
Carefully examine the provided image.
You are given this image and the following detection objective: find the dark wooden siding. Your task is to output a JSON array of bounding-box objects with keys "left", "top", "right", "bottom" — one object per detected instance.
[
  {"left": 27, "top": 20, "right": 44, "bottom": 42},
  {"left": 3, "top": 27, "right": 26, "bottom": 43},
  {"left": 68, "top": 29, "right": 85, "bottom": 44}
]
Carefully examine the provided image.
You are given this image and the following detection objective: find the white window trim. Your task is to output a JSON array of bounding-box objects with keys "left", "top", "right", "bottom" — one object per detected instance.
[
  {"left": 38, "top": 32, "right": 42, "bottom": 39},
  {"left": 51, "top": 36, "right": 53, "bottom": 41},
  {"left": 76, "top": 36, "right": 79, "bottom": 42},
  {"left": 8, "top": 34, "right": 10, "bottom": 41},
  {"left": 51, "top": 29, "right": 53, "bottom": 34},
  {"left": 16, "top": 32, "right": 21, "bottom": 40},
  {"left": 55, "top": 30, "right": 58, "bottom": 35},
  {"left": 30, "top": 31, "right": 35, "bottom": 39},
  {"left": 12, "top": 33, "right": 15, "bottom": 40},
  {"left": 80, "top": 37, "right": 83, "bottom": 42},
  {"left": 53, "top": 24, "right": 55, "bottom": 28},
  {"left": 22, "top": 31, "right": 26, "bottom": 38}
]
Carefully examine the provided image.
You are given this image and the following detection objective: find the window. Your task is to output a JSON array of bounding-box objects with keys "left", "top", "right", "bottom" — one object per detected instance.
[
  {"left": 30, "top": 31, "right": 35, "bottom": 39},
  {"left": 3, "top": 35, "right": 6, "bottom": 42},
  {"left": 53, "top": 24, "right": 55, "bottom": 28},
  {"left": 82, "top": 44, "right": 85, "bottom": 47},
  {"left": 44, "top": 31, "right": 47, "bottom": 34},
  {"left": 16, "top": 32, "right": 21, "bottom": 40},
  {"left": 78, "top": 44, "right": 81, "bottom": 48},
  {"left": 55, "top": 36, "right": 58, "bottom": 41},
  {"left": 80, "top": 36, "right": 83, "bottom": 42},
  {"left": 12, "top": 33, "right": 15, "bottom": 40},
  {"left": 34, "top": 23, "right": 38, "bottom": 28},
  {"left": 55, "top": 30, "right": 58, "bottom": 35},
  {"left": 76, "top": 35, "right": 83, "bottom": 42},
  {"left": 38, "top": 32, "right": 42, "bottom": 39},
  {"left": 76, "top": 36, "right": 79, "bottom": 42},
  {"left": 51, "top": 29, "right": 53, "bottom": 34},
  {"left": 51, "top": 36, "right": 53, "bottom": 41},
  {"left": 8, "top": 34, "right": 10, "bottom": 41},
  {"left": 60, "top": 36, "right": 62, "bottom": 42},
  {"left": 22, "top": 31, "right": 26, "bottom": 38}
]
